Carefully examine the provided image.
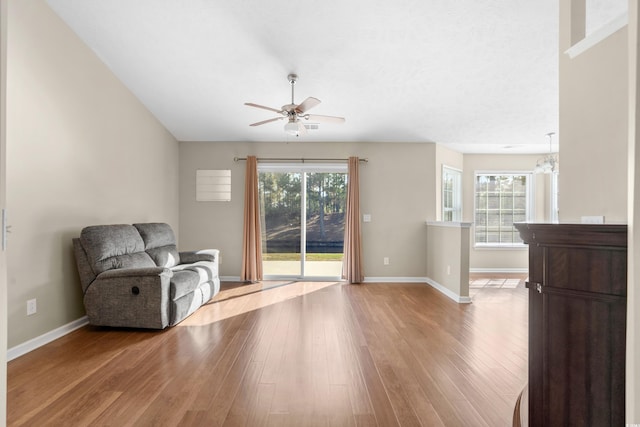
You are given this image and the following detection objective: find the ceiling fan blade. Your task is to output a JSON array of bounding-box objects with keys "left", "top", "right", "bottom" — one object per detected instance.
[
  {"left": 244, "top": 103, "right": 284, "bottom": 114},
  {"left": 304, "top": 114, "right": 346, "bottom": 124},
  {"left": 297, "top": 121, "right": 308, "bottom": 135},
  {"left": 249, "top": 117, "right": 283, "bottom": 127},
  {"left": 295, "top": 97, "right": 321, "bottom": 114}
]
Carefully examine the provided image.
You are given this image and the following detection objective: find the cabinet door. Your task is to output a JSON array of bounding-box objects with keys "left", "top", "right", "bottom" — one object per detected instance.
[{"left": 529, "top": 245, "right": 626, "bottom": 426}]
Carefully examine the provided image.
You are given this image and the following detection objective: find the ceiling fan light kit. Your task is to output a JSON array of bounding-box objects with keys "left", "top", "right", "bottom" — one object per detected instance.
[
  {"left": 245, "top": 73, "right": 345, "bottom": 137},
  {"left": 284, "top": 120, "right": 307, "bottom": 137}
]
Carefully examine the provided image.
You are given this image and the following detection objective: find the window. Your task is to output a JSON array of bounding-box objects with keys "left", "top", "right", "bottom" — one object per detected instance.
[
  {"left": 442, "top": 166, "right": 462, "bottom": 221},
  {"left": 474, "top": 172, "right": 533, "bottom": 247}
]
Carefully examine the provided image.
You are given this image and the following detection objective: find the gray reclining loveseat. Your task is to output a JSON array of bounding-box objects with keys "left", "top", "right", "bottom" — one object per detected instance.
[{"left": 73, "top": 222, "right": 220, "bottom": 329}]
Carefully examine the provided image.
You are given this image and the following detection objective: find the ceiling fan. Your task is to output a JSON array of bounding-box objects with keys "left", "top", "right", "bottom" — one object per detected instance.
[{"left": 245, "top": 74, "right": 345, "bottom": 137}]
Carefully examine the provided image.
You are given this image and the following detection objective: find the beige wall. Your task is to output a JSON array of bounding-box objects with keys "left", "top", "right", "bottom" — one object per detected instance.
[
  {"left": 0, "top": 0, "right": 7, "bottom": 423},
  {"left": 179, "top": 141, "right": 436, "bottom": 279},
  {"left": 559, "top": 1, "right": 628, "bottom": 223},
  {"left": 180, "top": 143, "right": 542, "bottom": 278},
  {"left": 560, "top": 0, "right": 634, "bottom": 418},
  {"left": 426, "top": 223, "right": 470, "bottom": 300},
  {"left": 463, "top": 154, "right": 547, "bottom": 271},
  {"left": 630, "top": 0, "right": 640, "bottom": 418},
  {"left": 6, "top": 0, "right": 179, "bottom": 348}
]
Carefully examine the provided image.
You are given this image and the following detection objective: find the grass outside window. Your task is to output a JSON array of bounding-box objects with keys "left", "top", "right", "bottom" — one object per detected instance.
[{"left": 263, "top": 253, "right": 343, "bottom": 261}]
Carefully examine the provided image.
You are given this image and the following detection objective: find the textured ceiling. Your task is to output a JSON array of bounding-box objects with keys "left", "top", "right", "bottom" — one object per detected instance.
[{"left": 45, "top": 0, "right": 569, "bottom": 153}]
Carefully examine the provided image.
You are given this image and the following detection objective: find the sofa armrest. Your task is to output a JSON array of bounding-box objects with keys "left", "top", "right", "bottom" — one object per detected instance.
[
  {"left": 85, "top": 266, "right": 173, "bottom": 329},
  {"left": 97, "top": 266, "right": 173, "bottom": 280},
  {"left": 179, "top": 249, "right": 219, "bottom": 264}
]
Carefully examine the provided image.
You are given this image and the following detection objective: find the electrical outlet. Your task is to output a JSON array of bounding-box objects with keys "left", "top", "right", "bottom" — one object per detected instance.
[
  {"left": 27, "top": 298, "right": 37, "bottom": 316},
  {"left": 581, "top": 215, "right": 605, "bottom": 224},
  {"left": 383, "top": 257, "right": 390, "bottom": 265},
  {"left": 447, "top": 265, "right": 451, "bottom": 275}
]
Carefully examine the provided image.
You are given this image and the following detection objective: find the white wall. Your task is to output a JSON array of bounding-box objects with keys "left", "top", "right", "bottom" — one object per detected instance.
[{"left": 6, "top": 0, "right": 179, "bottom": 348}]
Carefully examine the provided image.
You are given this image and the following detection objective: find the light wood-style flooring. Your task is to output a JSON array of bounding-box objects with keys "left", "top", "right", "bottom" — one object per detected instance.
[{"left": 8, "top": 277, "right": 528, "bottom": 426}]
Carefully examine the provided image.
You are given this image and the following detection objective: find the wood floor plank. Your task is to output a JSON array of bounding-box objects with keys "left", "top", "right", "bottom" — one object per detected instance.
[
  {"left": 7, "top": 277, "right": 528, "bottom": 426},
  {"left": 353, "top": 343, "right": 401, "bottom": 427},
  {"left": 349, "top": 285, "right": 465, "bottom": 425},
  {"left": 244, "top": 382, "right": 276, "bottom": 427},
  {"left": 221, "top": 361, "right": 266, "bottom": 426},
  {"left": 352, "top": 292, "right": 445, "bottom": 426},
  {"left": 326, "top": 384, "right": 357, "bottom": 427}
]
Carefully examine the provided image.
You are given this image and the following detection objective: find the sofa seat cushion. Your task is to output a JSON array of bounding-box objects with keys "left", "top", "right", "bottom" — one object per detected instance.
[
  {"left": 134, "top": 223, "right": 181, "bottom": 268},
  {"left": 80, "top": 224, "right": 156, "bottom": 275},
  {"left": 170, "top": 270, "right": 201, "bottom": 301},
  {"left": 171, "top": 261, "right": 218, "bottom": 284}
]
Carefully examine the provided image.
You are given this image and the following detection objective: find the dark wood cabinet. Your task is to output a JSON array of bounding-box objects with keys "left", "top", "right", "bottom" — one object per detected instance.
[{"left": 515, "top": 223, "right": 627, "bottom": 427}]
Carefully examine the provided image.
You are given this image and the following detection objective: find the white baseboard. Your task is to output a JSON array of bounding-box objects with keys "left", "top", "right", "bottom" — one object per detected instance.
[
  {"left": 223, "top": 276, "right": 431, "bottom": 283},
  {"left": 469, "top": 267, "right": 528, "bottom": 274},
  {"left": 7, "top": 316, "right": 89, "bottom": 361},
  {"left": 363, "top": 277, "right": 428, "bottom": 283},
  {"left": 425, "top": 278, "right": 472, "bottom": 304},
  {"left": 221, "top": 276, "right": 340, "bottom": 283},
  {"left": 363, "top": 277, "right": 471, "bottom": 304}
]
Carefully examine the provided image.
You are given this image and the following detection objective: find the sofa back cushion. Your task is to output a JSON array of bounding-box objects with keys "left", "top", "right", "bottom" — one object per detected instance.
[
  {"left": 80, "top": 224, "right": 156, "bottom": 275},
  {"left": 133, "top": 223, "right": 181, "bottom": 268},
  {"left": 72, "top": 238, "right": 96, "bottom": 292}
]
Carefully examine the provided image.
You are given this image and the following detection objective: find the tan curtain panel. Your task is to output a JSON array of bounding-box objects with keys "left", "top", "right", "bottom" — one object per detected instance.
[
  {"left": 240, "top": 156, "right": 263, "bottom": 282},
  {"left": 342, "top": 156, "right": 364, "bottom": 283}
]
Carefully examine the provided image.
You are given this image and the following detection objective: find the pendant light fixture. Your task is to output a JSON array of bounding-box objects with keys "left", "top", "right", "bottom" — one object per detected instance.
[{"left": 534, "top": 132, "right": 558, "bottom": 174}]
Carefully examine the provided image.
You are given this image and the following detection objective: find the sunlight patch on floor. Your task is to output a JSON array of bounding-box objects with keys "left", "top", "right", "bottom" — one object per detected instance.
[
  {"left": 469, "top": 277, "right": 526, "bottom": 289},
  {"left": 263, "top": 260, "right": 343, "bottom": 277},
  {"left": 178, "top": 281, "right": 342, "bottom": 327}
]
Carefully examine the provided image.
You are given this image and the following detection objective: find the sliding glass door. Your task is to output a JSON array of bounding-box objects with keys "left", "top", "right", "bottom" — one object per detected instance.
[
  {"left": 259, "top": 170, "right": 302, "bottom": 276},
  {"left": 258, "top": 163, "right": 347, "bottom": 279}
]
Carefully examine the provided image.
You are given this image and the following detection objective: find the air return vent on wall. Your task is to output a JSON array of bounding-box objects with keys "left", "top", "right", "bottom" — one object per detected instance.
[{"left": 196, "top": 170, "right": 231, "bottom": 201}]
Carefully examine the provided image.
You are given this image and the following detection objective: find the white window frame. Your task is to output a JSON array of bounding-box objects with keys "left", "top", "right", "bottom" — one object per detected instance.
[
  {"left": 258, "top": 162, "right": 347, "bottom": 174},
  {"left": 550, "top": 171, "right": 559, "bottom": 223},
  {"left": 473, "top": 171, "right": 534, "bottom": 249},
  {"left": 442, "top": 165, "right": 462, "bottom": 222},
  {"left": 257, "top": 162, "right": 348, "bottom": 279}
]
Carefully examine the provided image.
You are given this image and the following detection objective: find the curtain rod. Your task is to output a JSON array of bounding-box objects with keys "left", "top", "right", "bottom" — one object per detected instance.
[{"left": 233, "top": 157, "right": 368, "bottom": 163}]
